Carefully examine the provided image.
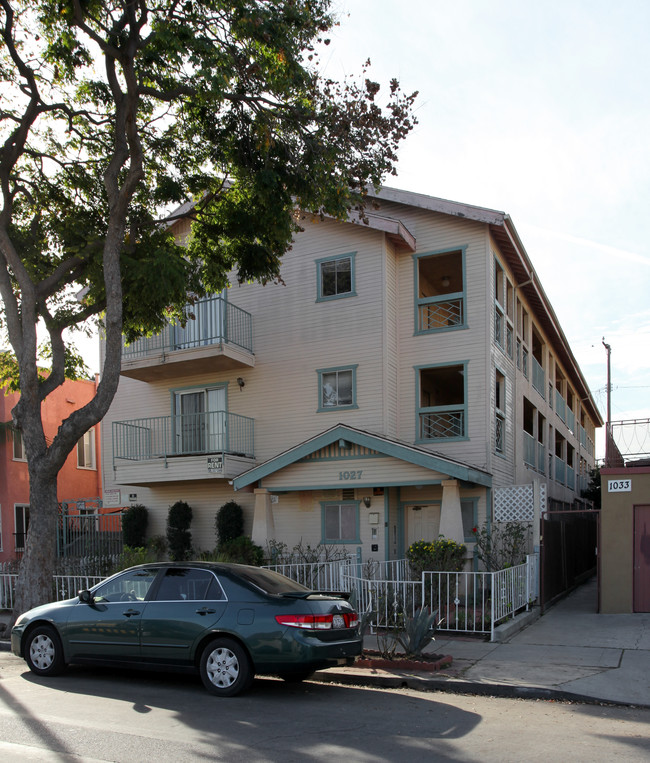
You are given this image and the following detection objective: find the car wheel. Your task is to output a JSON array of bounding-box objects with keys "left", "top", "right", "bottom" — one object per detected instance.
[
  {"left": 25, "top": 626, "right": 66, "bottom": 677},
  {"left": 199, "top": 638, "right": 253, "bottom": 697},
  {"left": 278, "top": 670, "right": 314, "bottom": 683}
]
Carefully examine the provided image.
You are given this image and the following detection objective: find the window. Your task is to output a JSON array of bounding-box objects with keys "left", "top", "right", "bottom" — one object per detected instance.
[
  {"left": 13, "top": 429, "right": 25, "bottom": 461},
  {"left": 461, "top": 498, "right": 478, "bottom": 543},
  {"left": 77, "top": 428, "right": 96, "bottom": 469},
  {"left": 417, "top": 363, "right": 467, "bottom": 441},
  {"left": 316, "top": 253, "right": 356, "bottom": 301},
  {"left": 322, "top": 501, "right": 359, "bottom": 543},
  {"left": 415, "top": 248, "right": 465, "bottom": 333},
  {"left": 14, "top": 504, "right": 29, "bottom": 551},
  {"left": 154, "top": 568, "right": 225, "bottom": 601},
  {"left": 93, "top": 567, "right": 159, "bottom": 603},
  {"left": 495, "top": 370, "right": 506, "bottom": 455},
  {"left": 318, "top": 366, "right": 358, "bottom": 411}
]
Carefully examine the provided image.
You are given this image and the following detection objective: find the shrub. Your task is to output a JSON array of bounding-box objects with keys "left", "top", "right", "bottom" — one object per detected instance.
[
  {"left": 215, "top": 501, "right": 244, "bottom": 547},
  {"left": 218, "top": 536, "right": 264, "bottom": 566},
  {"left": 167, "top": 500, "right": 193, "bottom": 561},
  {"left": 121, "top": 504, "right": 148, "bottom": 548},
  {"left": 407, "top": 537, "right": 467, "bottom": 577},
  {"left": 472, "top": 521, "right": 531, "bottom": 571}
]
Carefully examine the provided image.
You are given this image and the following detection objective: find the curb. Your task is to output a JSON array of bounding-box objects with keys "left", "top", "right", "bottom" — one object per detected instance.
[{"left": 313, "top": 669, "right": 650, "bottom": 710}]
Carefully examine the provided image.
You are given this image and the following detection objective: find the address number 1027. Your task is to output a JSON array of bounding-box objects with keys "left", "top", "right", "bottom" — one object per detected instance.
[{"left": 339, "top": 470, "right": 363, "bottom": 480}]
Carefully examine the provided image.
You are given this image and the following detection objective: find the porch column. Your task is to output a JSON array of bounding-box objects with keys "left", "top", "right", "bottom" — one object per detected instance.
[
  {"left": 439, "top": 479, "right": 464, "bottom": 544},
  {"left": 251, "top": 488, "right": 276, "bottom": 547}
]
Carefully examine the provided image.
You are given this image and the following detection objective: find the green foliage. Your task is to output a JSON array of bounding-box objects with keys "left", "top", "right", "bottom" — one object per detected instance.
[
  {"left": 215, "top": 501, "right": 245, "bottom": 547},
  {"left": 111, "top": 545, "right": 159, "bottom": 574},
  {"left": 582, "top": 466, "right": 601, "bottom": 510},
  {"left": 218, "top": 536, "right": 265, "bottom": 566},
  {"left": 471, "top": 521, "right": 532, "bottom": 572},
  {"left": 166, "top": 501, "right": 193, "bottom": 561},
  {"left": 407, "top": 537, "right": 467, "bottom": 577},
  {"left": 397, "top": 608, "right": 440, "bottom": 658},
  {"left": 121, "top": 504, "right": 148, "bottom": 549}
]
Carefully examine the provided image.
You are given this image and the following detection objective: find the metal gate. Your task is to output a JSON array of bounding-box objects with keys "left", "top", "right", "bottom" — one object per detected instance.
[{"left": 540, "top": 509, "right": 599, "bottom": 611}]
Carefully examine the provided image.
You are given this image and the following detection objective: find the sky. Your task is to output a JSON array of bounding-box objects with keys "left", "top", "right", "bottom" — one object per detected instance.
[
  {"left": 314, "top": 0, "right": 650, "bottom": 454},
  {"left": 73, "top": 0, "right": 650, "bottom": 456}
]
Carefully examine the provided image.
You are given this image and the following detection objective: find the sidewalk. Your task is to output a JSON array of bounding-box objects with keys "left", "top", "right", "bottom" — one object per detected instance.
[
  {"left": 3, "top": 578, "right": 649, "bottom": 707},
  {"left": 318, "top": 577, "right": 650, "bottom": 708}
]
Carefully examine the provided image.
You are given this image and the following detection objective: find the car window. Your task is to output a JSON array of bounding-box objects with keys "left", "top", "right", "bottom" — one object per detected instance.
[
  {"left": 233, "top": 567, "right": 312, "bottom": 595},
  {"left": 154, "top": 568, "right": 226, "bottom": 602},
  {"left": 92, "top": 568, "right": 159, "bottom": 603}
]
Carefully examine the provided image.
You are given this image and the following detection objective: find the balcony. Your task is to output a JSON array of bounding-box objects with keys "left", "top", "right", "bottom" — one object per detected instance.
[
  {"left": 532, "top": 357, "right": 545, "bottom": 399},
  {"left": 112, "top": 411, "right": 255, "bottom": 485},
  {"left": 121, "top": 295, "right": 254, "bottom": 382},
  {"left": 419, "top": 409, "right": 465, "bottom": 440}
]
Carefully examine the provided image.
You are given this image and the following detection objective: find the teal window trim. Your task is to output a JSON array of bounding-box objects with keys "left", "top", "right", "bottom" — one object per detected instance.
[
  {"left": 415, "top": 361, "right": 469, "bottom": 443},
  {"left": 317, "top": 364, "right": 358, "bottom": 412},
  {"left": 316, "top": 252, "right": 357, "bottom": 302},
  {"left": 495, "top": 367, "right": 506, "bottom": 457},
  {"left": 413, "top": 247, "right": 467, "bottom": 335},
  {"left": 320, "top": 500, "right": 361, "bottom": 544}
]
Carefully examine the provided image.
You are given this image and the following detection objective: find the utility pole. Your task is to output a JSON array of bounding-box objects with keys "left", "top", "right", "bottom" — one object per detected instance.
[{"left": 602, "top": 338, "right": 611, "bottom": 466}]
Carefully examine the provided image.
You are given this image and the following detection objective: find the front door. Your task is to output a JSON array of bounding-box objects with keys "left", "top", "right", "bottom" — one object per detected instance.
[
  {"left": 406, "top": 504, "right": 441, "bottom": 547},
  {"left": 633, "top": 505, "right": 650, "bottom": 612}
]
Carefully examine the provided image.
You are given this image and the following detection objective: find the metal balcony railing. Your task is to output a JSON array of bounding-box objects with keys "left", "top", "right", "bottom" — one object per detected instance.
[
  {"left": 113, "top": 411, "right": 254, "bottom": 466},
  {"left": 122, "top": 294, "right": 253, "bottom": 358}
]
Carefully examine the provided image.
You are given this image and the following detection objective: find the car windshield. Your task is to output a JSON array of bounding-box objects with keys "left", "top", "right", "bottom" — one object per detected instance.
[{"left": 233, "top": 567, "right": 312, "bottom": 596}]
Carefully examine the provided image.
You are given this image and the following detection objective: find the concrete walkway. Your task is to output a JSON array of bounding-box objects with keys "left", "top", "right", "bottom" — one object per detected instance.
[
  {"left": 320, "top": 577, "right": 650, "bottom": 707},
  {"left": 3, "top": 577, "right": 649, "bottom": 707}
]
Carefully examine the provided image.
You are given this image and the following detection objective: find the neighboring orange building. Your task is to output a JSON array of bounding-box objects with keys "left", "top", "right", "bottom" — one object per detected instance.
[{"left": 0, "top": 377, "right": 102, "bottom": 563}]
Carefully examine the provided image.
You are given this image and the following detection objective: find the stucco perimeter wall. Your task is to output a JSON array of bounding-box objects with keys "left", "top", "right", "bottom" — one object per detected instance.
[{"left": 600, "top": 467, "right": 650, "bottom": 613}]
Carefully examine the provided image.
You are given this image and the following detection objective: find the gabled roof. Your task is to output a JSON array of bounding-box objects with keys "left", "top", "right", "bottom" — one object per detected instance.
[
  {"left": 371, "top": 186, "right": 603, "bottom": 428},
  {"left": 232, "top": 423, "right": 492, "bottom": 490}
]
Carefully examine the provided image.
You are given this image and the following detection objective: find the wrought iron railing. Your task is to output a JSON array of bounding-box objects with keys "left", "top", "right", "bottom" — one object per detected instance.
[
  {"left": 418, "top": 296, "right": 464, "bottom": 331},
  {"left": 113, "top": 410, "right": 254, "bottom": 464},
  {"left": 122, "top": 294, "right": 253, "bottom": 358},
  {"left": 420, "top": 409, "right": 465, "bottom": 440}
]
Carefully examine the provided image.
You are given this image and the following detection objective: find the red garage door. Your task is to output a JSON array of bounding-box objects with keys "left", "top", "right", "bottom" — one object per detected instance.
[{"left": 633, "top": 505, "right": 650, "bottom": 612}]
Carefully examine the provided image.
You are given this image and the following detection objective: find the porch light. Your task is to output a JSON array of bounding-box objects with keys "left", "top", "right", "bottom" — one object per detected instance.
[
  {"left": 362, "top": 496, "right": 372, "bottom": 508},
  {"left": 441, "top": 275, "right": 451, "bottom": 288},
  {"left": 237, "top": 377, "right": 245, "bottom": 390}
]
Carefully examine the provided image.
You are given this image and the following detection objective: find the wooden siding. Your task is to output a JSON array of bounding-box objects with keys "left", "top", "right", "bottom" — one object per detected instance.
[{"left": 260, "top": 456, "right": 448, "bottom": 491}]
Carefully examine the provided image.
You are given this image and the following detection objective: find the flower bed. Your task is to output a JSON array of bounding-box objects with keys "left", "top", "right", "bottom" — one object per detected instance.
[{"left": 355, "top": 652, "right": 452, "bottom": 672}]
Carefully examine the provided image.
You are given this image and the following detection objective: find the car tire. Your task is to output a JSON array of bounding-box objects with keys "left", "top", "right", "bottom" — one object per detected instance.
[
  {"left": 278, "top": 670, "right": 314, "bottom": 683},
  {"left": 24, "top": 625, "right": 66, "bottom": 677},
  {"left": 199, "top": 638, "right": 253, "bottom": 697}
]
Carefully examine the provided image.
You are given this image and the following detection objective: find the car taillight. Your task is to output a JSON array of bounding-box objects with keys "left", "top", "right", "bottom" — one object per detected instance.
[{"left": 276, "top": 612, "right": 359, "bottom": 630}]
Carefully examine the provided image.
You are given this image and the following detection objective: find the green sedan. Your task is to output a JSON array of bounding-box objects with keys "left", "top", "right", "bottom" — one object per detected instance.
[{"left": 11, "top": 562, "right": 362, "bottom": 696}]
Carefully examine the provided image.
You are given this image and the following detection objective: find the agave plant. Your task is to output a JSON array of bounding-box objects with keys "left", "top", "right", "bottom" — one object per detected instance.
[{"left": 396, "top": 607, "right": 440, "bottom": 658}]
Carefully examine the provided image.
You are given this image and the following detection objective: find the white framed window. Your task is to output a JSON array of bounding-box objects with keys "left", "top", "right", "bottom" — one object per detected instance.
[
  {"left": 321, "top": 501, "right": 360, "bottom": 543},
  {"left": 317, "top": 365, "right": 358, "bottom": 411},
  {"left": 316, "top": 253, "right": 356, "bottom": 301},
  {"left": 14, "top": 504, "right": 29, "bottom": 551},
  {"left": 13, "top": 429, "right": 26, "bottom": 461},
  {"left": 172, "top": 384, "right": 227, "bottom": 454},
  {"left": 77, "top": 428, "right": 96, "bottom": 469}
]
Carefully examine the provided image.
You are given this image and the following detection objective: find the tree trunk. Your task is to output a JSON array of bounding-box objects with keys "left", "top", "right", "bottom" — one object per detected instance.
[{"left": 12, "top": 469, "right": 59, "bottom": 620}]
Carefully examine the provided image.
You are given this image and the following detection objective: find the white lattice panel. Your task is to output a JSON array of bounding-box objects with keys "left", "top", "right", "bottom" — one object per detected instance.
[{"left": 495, "top": 484, "right": 535, "bottom": 521}]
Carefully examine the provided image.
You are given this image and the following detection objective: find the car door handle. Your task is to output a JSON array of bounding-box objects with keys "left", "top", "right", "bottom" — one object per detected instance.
[
  {"left": 196, "top": 607, "right": 216, "bottom": 616},
  {"left": 122, "top": 609, "right": 141, "bottom": 617}
]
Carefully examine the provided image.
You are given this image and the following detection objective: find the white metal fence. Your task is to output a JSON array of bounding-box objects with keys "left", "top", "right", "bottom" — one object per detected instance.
[
  {"left": 267, "top": 553, "right": 539, "bottom": 641},
  {"left": 1, "top": 555, "right": 539, "bottom": 642}
]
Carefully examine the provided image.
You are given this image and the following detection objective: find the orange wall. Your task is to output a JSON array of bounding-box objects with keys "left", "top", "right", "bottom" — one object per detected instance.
[{"left": 0, "top": 377, "right": 102, "bottom": 562}]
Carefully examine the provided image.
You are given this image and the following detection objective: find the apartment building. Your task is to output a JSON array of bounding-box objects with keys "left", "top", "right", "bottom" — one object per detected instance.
[
  {"left": 100, "top": 186, "right": 602, "bottom": 563},
  {"left": 0, "top": 377, "right": 102, "bottom": 563}
]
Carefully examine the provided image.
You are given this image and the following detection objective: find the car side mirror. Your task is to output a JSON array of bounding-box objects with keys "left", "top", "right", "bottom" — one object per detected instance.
[{"left": 78, "top": 589, "right": 94, "bottom": 604}]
